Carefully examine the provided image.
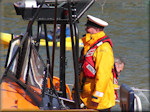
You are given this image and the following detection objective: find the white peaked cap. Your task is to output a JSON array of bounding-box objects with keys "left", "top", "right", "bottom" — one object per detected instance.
[{"left": 87, "top": 15, "right": 108, "bottom": 27}]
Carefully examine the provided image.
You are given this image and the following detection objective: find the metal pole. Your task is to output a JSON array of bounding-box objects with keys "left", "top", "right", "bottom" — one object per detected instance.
[
  {"left": 72, "top": 2, "right": 79, "bottom": 57},
  {"left": 59, "top": 23, "right": 67, "bottom": 98},
  {"left": 36, "top": 22, "right": 42, "bottom": 50},
  {"left": 67, "top": 0, "right": 80, "bottom": 109},
  {"left": 44, "top": 24, "right": 51, "bottom": 77},
  {"left": 51, "top": 0, "right": 58, "bottom": 78}
]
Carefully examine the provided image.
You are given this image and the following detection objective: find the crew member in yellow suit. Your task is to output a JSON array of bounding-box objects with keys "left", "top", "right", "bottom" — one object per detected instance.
[{"left": 75, "top": 15, "right": 116, "bottom": 111}]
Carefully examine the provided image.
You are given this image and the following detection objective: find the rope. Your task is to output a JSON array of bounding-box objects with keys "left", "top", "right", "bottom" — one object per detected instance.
[
  {"left": 131, "top": 87, "right": 150, "bottom": 92},
  {"left": 134, "top": 94, "right": 142, "bottom": 112},
  {"left": 114, "top": 87, "right": 150, "bottom": 92},
  {"left": 101, "top": 0, "right": 107, "bottom": 14},
  {"left": 96, "top": 0, "right": 107, "bottom": 14}
]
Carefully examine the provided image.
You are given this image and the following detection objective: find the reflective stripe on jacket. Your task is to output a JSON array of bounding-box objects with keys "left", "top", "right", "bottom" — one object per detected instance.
[{"left": 79, "top": 31, "right": 115, "bottom": 109}]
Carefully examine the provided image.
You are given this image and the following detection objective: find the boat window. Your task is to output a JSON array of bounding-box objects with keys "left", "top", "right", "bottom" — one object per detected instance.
[
  {"left": 5, "top": 37, "right": 21, "bottom": 74},
  {"left": 21, "top": 39, "right": 32, "bottom": 81},
  {"left": 21, "top": 41, "right": 46, "bottom": 89},
  {"left": 29, "top": 45, "right": 46, "bottom": 89}
]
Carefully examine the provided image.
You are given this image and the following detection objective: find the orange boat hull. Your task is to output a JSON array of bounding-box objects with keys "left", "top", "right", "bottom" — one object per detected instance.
[
  {"left": 0, "top": 77, "right": 40, "bottom": 110},
  {"left": 0, "top": 74, "right": 72, "bottom": 110}
]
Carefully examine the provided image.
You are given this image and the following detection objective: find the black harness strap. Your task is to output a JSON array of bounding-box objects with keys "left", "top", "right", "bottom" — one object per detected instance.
[{"left": 80, "top": 76, "right": 86, "bottom": 92}]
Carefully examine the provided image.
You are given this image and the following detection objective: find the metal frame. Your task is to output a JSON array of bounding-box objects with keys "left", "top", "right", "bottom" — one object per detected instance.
[{"left": 0, "top": 0, "right": 95, "bottom": 109}]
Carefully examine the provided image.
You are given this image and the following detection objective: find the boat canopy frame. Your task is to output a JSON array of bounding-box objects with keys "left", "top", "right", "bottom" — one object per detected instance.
[{"left": 0, "top": 0, "right": 95, "bottom": 110}]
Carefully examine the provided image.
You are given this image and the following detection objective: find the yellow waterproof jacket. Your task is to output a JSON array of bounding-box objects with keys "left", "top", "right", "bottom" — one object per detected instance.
[{"left": 79, "top": 31, "right": 115, "bottom": 109}]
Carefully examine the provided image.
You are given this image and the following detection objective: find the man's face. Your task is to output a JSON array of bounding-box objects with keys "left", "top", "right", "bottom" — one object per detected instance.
[
  {"left": 85, "top": 26, "right": 98, "bottom": 34},
  {"left": 115, "top": 63, "right": 124, "bottom": 76}
]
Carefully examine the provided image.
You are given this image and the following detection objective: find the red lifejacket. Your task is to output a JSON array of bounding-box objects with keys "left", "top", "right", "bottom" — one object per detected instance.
[
  {"left": 112, "top": 65, "right": 118, "bottom": 85},
  {"left": 112, "top": 65, "right": 119, "bottom": 100},
  {"left": 80, "top": 36, "right": 113, "bottom": 78}
]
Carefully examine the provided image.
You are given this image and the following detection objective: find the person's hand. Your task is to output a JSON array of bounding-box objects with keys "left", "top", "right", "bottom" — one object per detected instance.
[{"left": 91, "top": 101, "right": 99, "bottom": 107}]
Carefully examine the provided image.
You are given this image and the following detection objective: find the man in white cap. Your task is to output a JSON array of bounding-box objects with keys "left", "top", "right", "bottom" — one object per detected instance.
[{"left": 77, "top": 15, "right": 115, "bottom": 111}]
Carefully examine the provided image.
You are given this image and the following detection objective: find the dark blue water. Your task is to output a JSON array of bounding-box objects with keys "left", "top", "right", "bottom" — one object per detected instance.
[{"left": 0, "top": 0, "right": 149, "bottom": 111}]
